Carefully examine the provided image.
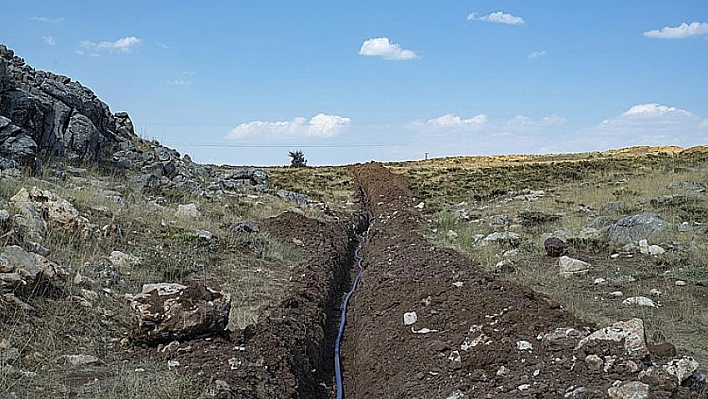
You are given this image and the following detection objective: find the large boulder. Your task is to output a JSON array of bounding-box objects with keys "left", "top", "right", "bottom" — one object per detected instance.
[
  {"left": 600, "top": 213, "right": 668, "bottom": 244},
  {"left": 130, "top": 282, "right": 231, "bottom": 345},
  {"left": 0, "top": 245, "right": 70, "bottom": 291},
  {"left": 575, "top": 318, "right": 649, "bottom": 360},
  {"left": 10, "top": 187, "right": 94, "bottom": 240}
]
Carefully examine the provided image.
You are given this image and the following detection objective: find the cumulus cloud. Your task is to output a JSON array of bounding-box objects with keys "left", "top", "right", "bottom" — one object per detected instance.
[
  {"left": 30, "top": 16, "right": 64, "bottom": 23},
  {"left": 420, "top": 113, "right": 488, "bottom": 129},
  {"left": 644, "top": 22, "right": 708, "bottom": 39},
  {"left": 42, "top": 36, "right": 56, "bottom": 46},
  {"left": 528, "top": 50, "right": 546, "bottom": 60},
  {"left": 227, "top": 113, "right": 351, "bottom": 139},
  {"left": 359, "top": 37, "right": 419, "bottom": 60},
  {"left": 79, "top": 36, "right": 142, "bottom": 55},
  {"left": 576, "top": 103, "right": 707, "bottom": 150},
  {"left": 468, "top": 11, "right": 525, "bottom": 25}
]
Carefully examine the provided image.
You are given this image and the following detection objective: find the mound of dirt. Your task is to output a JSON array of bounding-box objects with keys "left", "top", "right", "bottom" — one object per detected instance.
[{"left": 342, "top": 162, "right": 701, "bottom": 398}]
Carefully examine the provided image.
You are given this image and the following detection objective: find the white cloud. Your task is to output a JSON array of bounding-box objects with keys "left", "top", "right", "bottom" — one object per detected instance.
[
  {"left": 42, "top": 36, "right": 56, "bottom": 46},
  {"left": 79, "top": 36, "right": 142, "bottom": 55},
  {"left": 359, "top": 37, "right": 419, "bottom": 60},
  {"left": 644, "top": 22, "right": 708, "bottom": 39},
  {"left": 169, "top": 71, "right": 195, "bottom": 85},
  {"left": 468, "top": 11, "right": 525, "bottom": 25},
  {"left": 421, "top": 113, "right": 488, "bottom": 129},
  {"left": 156, "top": 42, "right": 171, "bottom": 49},
  {"left": 30, "top": 16, "right": 64, "bottom": 23},
  {"left": 528, "top": 50, "right": 546, "bottom": 60},
  {"left": 227, "top": 113, "right": 351, "bottom": 139},
  {"left": 577, "top": 103, "right": 707, "bottom": 150}
]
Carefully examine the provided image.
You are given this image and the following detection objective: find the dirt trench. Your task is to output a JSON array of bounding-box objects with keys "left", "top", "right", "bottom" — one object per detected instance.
[{"left": 338, "top": 162, "right": 700, "bottom": 398}]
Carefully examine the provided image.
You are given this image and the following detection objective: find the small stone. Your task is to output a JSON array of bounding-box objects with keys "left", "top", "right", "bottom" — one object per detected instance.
[
  {"left": 452, "top": 281, "right": 464, "bottom": 288},
  {"left": 648, "top": 245, "right": 665, "bottom": 255},
  {"left": 675, "top": 280, "right": 687, "bottom": 286},
  {"left": 649, "top": 289, "right": 662, "bottom": 297},
  {"left": 518, "top": 384, "right": 532, "bottom": 392},
  {"left": 167, "top": 359, "right": 180, "bottom": 370},
  {"left": 448, "top": 350, "right": 461, "bottom": 363},
  {"left": 639, "top": 239, "right": 650, "bottom": 254},
  {"left": 610, "top": 253, "right": 620, "bottom": 259},
  {"left": 559, "top": 256, "right": 590, "bottom": 275},
  {"left": 544, "top": 237, "right": 567, "bottom": 257},
  {"left": 664, "top": 357, "right": 699, "bottom": 384},
  {"left": 496, "top": 365, "right": 510, "bottom": 376},
  {"left": 607, "top": 381, "right": 649, "bottom": 399},
  {"left": 447, "top": 230, "right": 458, "bottom": 239},
  {"left": 594, "top": 278, "right": 607, "bottom": 285},
  {"left": 175, "top": 203, "right": 200, "bottom": 218},
  {"left": 403, "top": 312, "right": 418, "bottom": 326},
  {"left": 609, "top": 291, "right": 624, "bottom": 298},
  {"left": 585, "top": 354, "right": 604, "bottom": 371},
  {"left": 57, "top": 354, "right": 100, "bottom": 367},
  {"left": 516, "top": 340, "right": 533, "bottom": 351},
  {"left": 622, "top": 296, "right": 655, "bottom": 307},
  {"left": 195, "top": 229, "right": 213, "bottom": 239}
]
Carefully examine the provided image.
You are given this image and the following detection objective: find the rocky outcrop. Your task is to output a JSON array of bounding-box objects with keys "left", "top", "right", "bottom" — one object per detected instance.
[
  {"left": 0, "top": 44, "right": 132, "bottom": 168},
  {"left": 0, "top": 44, "right": 272, "bottom": 196}
]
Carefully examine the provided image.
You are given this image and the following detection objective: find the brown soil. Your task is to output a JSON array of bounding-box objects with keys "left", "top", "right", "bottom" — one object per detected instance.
[
  {"left": 120, "top": 162, "right": 702, "bottom": 398},
  {"left": 341, "top": 162, "right": 700, "bottom": 399}
]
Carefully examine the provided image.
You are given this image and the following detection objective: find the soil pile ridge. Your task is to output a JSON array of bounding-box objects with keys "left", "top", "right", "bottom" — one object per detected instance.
[{"left": 344, "top": 162, "right": 701, "bottom": 398}]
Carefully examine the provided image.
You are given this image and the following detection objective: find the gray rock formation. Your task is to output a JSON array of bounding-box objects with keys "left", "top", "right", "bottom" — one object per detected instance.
[{"left": 600, "top": 213, "right": 668, "bottom": 244}]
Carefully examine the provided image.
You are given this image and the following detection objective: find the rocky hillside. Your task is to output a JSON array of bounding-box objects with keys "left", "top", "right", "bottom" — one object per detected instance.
[{"left": 0, "top": 44, "right": 274, "bottom": 197}]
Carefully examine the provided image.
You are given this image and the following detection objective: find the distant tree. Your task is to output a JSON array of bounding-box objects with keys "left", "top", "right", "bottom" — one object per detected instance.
[{"left": 289, "top": 150, "right": 307, "bottom": 167}]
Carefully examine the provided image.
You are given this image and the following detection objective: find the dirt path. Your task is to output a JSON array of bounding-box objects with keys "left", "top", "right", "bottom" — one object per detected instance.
[{"left": 341, "top": 162, "right": 700, "bottom": 398}]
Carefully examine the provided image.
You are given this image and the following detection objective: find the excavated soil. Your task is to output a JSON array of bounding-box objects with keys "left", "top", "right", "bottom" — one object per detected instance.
[
  {"left": 122, "top": 163, "right": 702, "bottom": 398},
  {"left": 341, "top": 162, "right": 700, "bottom": 399}
]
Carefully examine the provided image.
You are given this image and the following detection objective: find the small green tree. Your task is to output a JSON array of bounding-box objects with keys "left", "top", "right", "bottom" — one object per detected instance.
[{"left": 288, "top": 150, "right": 307, "bottom": 167}]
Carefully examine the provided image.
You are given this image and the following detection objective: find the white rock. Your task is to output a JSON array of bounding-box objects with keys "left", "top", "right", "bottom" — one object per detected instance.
[
  {"left": 664, "top": 357, "right": 699, "bottom": 384},
  {"left": 414, "top": 202, "right": 425, "bottom": 210},
  {"left": 175, "top": 203, "right": 200, "bottom": 218},
  {"left": 639, "top": 239, "right": 650, "bottom": 254},
  {"left": 448, "top": 350, "right": 461, "bottom": 362},
  {"left": 167, "top": 359, "right": 180, "bottom": 370},
  {"left": 649, "top": 289, "right": 662, "bottom": 297},
  {"left": 575, "top": 318, "right": 649, "bottom": 359},
  {"left": 607, "top": 381, "right": 649, "bottom": 399},
  {"left": 648, "top": 245, "right": 665, "bottom": 255},
  {"left": 516, "top": 340, "right": 533, "bottom": 351},
  {"left": 559, "top": 256, "right": 590, "bottom": 275},
  {"left": 496, "top": 365, "right": 510, "bottom": 376},
  {"left": 109, "top": 250, "right": 141, "bottom": 269},
  {"left": 447, "top": 230, "right": 458, "bottom": 239},
  {"left": 518, "top": 384, "right": 532, "bottom": 392},
  {"left": 675, "top": 280, "right": 687, "bottom": 286},
  {"left": 609, "top": 291, "right": 624, "bottom": 298},
  {"left": 594, "top": 278, "right": 607, "bottom": 285},
  {"left": 57, "top": 354, "right": 100, "bottom": 367},
  {"left": 610, "top": 253, "right": 620, "bottom": 259},
  {"left": 403, "top": 312, "right": 418, "bottom": 326},
  {"left": 444, "top": 390, "right": 468, "bottom": 399},
  {"left": 622, "top": 296, "right": 655, "bottom": 308}
]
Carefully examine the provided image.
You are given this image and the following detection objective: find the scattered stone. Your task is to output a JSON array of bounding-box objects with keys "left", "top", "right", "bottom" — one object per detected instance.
[
  {"left": 403, "top": 312, "right": 418, "bottom": 326},
  {"left": 558, "top": 256, "right": 590, "bottom": 275},
  {"left": 56, "top": 354, "right": 100, "bottom": 367},
  {"left": 516, "top": 340, "right": 533, "bottom": 351},
  {"left": 447, "top": 230, "right": 458, "bottom": 239},
  {"left": 482, "top": 232, "right": 521, "bottom": 246},
  {"left": 167, "top": 359, "right": 180, "bottom": 370},
  {"left": 195, "top": 229, "right": 213, "bottom": 240},
  {"left": 622, "top": 296, "right": 656, "bottom": 308},
  {"left": 496, "top": 365, "right": 510, "bottom": 377},
  {"left": 575, "top": 318, "right": 649, "bottom": 359},
  {"left": 667, "top": 181, "right": 706, "bottom": 192},
  {"left": 175, "top": 203, "right": 200, "bottom": 218},
  {"left": 586, "top": 216, "right": 614, "bottom": 229},
  {"left": 649, "top": 289, "right": 662, "bottom": 297},
  {"left": 593, "top": 278, "right": 607, "bottom": 285},
  {"left": 607, "top": 381, "right": 649, "bottom": 399},
  {"left": 585, "top": 354, "right": 604, "bottom": 371},
  {"left": 230, "top": 221, "right": 258, "bottom": 233},
  {"left": 444, "top": 389, "right": 468, "bottom": 399},
  {"left": 675, "top": 280, "right": 687, "bottom": 287},
  {"left": 609, "top": 291, "right": 624, "bottom": 298},
  {"left": 277, "top": 189, "right": 307, "bottom": 205},
  {"left": 130, "top": 281, "right": 231, "bottom": 345},
  {"left": 448, "top": 350, "right": 461, "bottom": 363},
  {"left": 488, "top": 214, "right": 509, "bottom": 228},
  {"left": 109, "top": 250, "right": 141, "bottom": 270},
  {"left": 600, "top": 213, "right": 668, "bottom": 244},
  {"left": 663, "top": 357, "right": 699, "bottom": 385},
  {"left": 414, "top": 202, "right": 425, "bottom": 210},
  {"left": 544, "top": 237, "right": 567, "bottom": 257},
  {"left": 599, "top": 200, "right": 626, "bottom": 215},
  {"left": 493, "top": 259, "right": 515, "bottom": 274}
]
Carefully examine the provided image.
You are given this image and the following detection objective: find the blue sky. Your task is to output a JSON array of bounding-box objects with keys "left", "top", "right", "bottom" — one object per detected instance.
[{"left": 2, "top": 1, "right": 707, "bottom": 166}]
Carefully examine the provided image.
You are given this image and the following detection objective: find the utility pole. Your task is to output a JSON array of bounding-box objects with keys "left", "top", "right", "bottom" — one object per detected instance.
[{"left": 424, "top": 152, "right": 428, "bottom": 160}]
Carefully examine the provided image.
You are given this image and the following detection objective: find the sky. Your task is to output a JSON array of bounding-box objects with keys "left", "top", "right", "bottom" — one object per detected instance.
[{"left": 2, "top": 1, "right": 707, "bottom": 166}]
